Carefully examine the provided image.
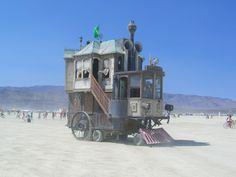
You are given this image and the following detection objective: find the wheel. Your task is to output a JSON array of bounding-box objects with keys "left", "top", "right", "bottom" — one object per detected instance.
[
  {"left": 223, "top": 122, "right": 229, "bottom": 129},
  {"left": 92, "top": 130, "right": 104, "bottom": 142},
  {"left": 133, "top": 133, "right": 145, "bottom": 146},
  {"left": 71, "top": 112, "right": 92, "bottom": 140},
  {"left": 231, "top": 123, "right": 236, "bottom": 129}
]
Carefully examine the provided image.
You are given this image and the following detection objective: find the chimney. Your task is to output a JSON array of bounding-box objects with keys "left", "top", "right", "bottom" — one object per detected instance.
[{"left": 128, "top": 21, "right": 137, "bottom": 71}]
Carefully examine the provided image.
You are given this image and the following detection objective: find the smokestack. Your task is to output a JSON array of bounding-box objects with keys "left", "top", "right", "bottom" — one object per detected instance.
[
  {"left": 128, "top": 20, "right": 137, "bottom": 44},
  {"left": 128, "top": 21, "right": 137, "bottom": 71}
]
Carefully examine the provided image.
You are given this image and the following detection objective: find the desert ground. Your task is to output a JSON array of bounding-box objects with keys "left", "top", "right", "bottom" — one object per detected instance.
[{"left": 0, "top": 114, "right": 236, "bottom": 177}]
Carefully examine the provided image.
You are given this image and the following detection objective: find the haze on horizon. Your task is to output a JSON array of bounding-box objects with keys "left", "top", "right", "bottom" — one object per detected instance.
[{"left": 0, "top": 0, "right": 236, "bottom": 100}]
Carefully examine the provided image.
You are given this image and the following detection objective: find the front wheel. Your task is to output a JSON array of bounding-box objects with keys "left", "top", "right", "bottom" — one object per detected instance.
[
  {"left": 223, "top": 122, "right": 229, "bottom": 129},
  {"left": 231, "top": 123, "right": 236, "bottom": 129},
  {"left": 71, "top": 112, "right": 92, "bottom": 140}
]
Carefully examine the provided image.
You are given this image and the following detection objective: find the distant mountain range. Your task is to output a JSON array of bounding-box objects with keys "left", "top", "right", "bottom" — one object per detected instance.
[
  {"left": 0, "top": 86, "right": 236, "bottom": 113},
  {"left": 164, "top": 93, "right": 236, "bottom": 113},
  {"left": 0, "top": 86, "right": 67, "bottom": 111}
]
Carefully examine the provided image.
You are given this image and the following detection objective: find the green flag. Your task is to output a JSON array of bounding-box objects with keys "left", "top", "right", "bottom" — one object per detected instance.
[{"left": 93, "top": 25, "right": 100, "bottom": 39}]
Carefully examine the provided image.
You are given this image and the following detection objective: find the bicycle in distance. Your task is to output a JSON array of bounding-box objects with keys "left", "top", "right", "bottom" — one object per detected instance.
[{"left": 223, "top": 115, "right": 236, "bottom": 129}]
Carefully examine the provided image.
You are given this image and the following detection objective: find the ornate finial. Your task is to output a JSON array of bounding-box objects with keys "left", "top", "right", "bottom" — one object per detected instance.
[{"left": 128, "top": 20, "right": 137, "bottom": 36}]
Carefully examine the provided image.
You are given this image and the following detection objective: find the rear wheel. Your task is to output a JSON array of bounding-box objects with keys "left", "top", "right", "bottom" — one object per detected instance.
[
  {"left": 92, "top": 130, "right": 104, "bottom": 142},
  {"left": 71, "top": 112, "right": 92, "bottom": 140}
]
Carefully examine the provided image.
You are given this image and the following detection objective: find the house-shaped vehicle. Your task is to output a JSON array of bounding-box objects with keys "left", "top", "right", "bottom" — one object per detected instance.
[{"left": 64, "top": 21, "right": 173, "bottom": 145}]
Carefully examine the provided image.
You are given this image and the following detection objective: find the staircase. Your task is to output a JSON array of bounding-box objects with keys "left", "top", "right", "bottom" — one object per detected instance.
[{"left": 90, "top": 75, "right": 110, "bottom": 114}]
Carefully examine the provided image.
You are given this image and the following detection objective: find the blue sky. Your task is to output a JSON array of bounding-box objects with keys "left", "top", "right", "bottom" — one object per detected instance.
[{"left": 0, "top": 0, "right": 236, "bottom": 100}]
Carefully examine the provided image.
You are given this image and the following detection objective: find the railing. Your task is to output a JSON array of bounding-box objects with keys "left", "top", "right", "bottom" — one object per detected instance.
[{"left": 90, "top": 75, "right": 110, "bottom": 114}]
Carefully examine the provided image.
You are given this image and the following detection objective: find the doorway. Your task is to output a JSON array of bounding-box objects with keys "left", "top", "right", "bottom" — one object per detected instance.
[
  {"left": 119, "top": 77, "right": 128, "bottom": 99},
  {"left": 93, "top": 58, "right": 99, "bottom": 81}
]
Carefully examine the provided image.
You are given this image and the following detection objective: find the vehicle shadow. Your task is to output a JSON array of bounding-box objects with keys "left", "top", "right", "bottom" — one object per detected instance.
[
  {"left": 157, "top": 139, "right": 210, "bottom": 147},
  {"left": 109, "top": 138, "right": 210, "bottom": 147}
]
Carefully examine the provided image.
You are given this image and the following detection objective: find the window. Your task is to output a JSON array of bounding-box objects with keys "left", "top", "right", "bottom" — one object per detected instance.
[
  {"left": 75, "top": 60, "right": 82, "bottom": 79},
  {"left": 143, "top": 76, "right": 154, "bottom": 99},
  {"left": 117, "top": 56, "right": 124, "bottom": 71},
  {"left": 75, "top": 59, "right": 90, "bottom": 79},
  {"left": 130, "top": 75, "right": 140, "bottom": 98},
  {"left": 103, "top": 59, "right": 110, "bottom": 79},
  {"left": 83, "top": 70, "right": 89, "bottom": 78},
  {"left": 155, "top": 77, "right": 161, "bottom": 99},
  {"left": 104, "top": 69, "right": 110, "bottom": 78},
  {"left": 83, "top": 59, "right": 90, "bottom": 79}
]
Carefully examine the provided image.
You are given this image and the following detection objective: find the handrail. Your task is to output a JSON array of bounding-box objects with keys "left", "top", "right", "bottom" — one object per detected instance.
[{"left": 90, "top": 75, "right": 110, "bottom": 114}]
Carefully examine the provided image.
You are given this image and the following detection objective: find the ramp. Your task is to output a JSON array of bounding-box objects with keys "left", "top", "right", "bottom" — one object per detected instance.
[{"left": 139, "top": 128, "right": 174, "bottom": 145}]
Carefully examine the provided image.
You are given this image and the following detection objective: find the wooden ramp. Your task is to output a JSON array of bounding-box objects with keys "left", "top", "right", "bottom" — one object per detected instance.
[{"left": 139, "top": 128, "right": 174, "bottom": 145}]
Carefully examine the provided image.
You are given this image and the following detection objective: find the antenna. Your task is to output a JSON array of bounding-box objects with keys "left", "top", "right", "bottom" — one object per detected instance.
[
  {"left": 153, "top": 57, "right": 159, "bottom": 66},
  {"left": 79, "top": 36, "right": 83, "bottom": 50},
  {"left": 149, "top": 54, "right": 153, "bottom": 65}
]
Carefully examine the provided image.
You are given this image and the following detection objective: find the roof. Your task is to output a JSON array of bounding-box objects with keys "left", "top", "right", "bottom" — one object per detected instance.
[
  {"left": 74, "top": 39, "right": 125, "bottom": 56},
  {"left": 64, "top": 49, "right": 79, "bottom": 58}
]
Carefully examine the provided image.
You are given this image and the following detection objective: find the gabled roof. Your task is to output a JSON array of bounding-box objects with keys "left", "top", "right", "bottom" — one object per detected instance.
[{"left": 74, "top": 39, "right": 125, "bottom": 56}]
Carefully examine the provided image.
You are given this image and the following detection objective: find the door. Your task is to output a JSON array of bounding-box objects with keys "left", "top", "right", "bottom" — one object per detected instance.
[
  {"left": 119, "top": 77, "right": 127, "bottom": 99},
  {"left": 93, "top": 58, "right": 99, "bottom": 81}
]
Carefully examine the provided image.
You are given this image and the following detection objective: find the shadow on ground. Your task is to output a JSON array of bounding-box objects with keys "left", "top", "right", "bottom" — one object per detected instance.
[
  {"left": 171, "top": 140, "right": 210, "bottom": 147},
  {"left": 106, "top": 138, "right": 210, "bottom": 147}
]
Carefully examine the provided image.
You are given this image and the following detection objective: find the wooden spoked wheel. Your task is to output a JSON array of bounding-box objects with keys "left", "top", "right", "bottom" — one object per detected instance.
[{"left": 71, "top": 112, "right": 92, "bottom": 140}]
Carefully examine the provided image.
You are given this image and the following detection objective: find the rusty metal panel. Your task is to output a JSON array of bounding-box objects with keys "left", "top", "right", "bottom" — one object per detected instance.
[{"left": 109, "top": 100, "right": 128, "bottom": 118}]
